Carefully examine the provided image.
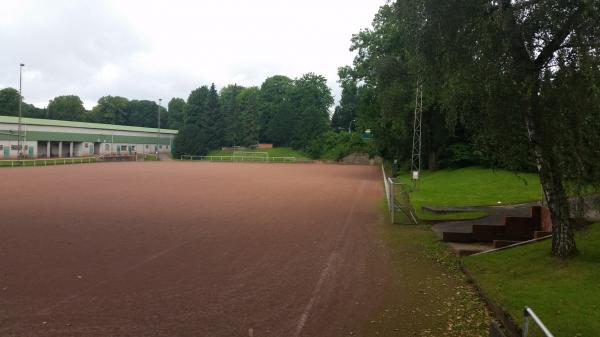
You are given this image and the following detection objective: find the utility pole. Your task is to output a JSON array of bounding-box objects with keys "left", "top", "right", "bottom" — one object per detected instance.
[
  {"left": 157, "top": 98, "right": 162, "bottom": 156},
  {"left": 18, "top": 63, "right": 25, "bottom": 158},
  {"left": 410, "top": 80, "right": 423, "bottom": 187}
]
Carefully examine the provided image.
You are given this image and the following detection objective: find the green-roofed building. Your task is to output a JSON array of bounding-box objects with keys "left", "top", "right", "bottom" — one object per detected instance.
[{"left": 0, "top": 115, "right": 178, "bottom": 159}]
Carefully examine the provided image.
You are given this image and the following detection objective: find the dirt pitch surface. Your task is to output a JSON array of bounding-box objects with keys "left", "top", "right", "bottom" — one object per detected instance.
[{"left": 0, "top": 162, "right": 384, "bottom": 337}]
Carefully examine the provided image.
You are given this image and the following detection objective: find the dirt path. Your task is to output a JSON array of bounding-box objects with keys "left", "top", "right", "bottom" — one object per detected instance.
[
  {"left": 360, "top": 222, "right": 490, "bottom": 337},
  {"left": 0, "top": 162, "right": 385, "bottom": 337}
]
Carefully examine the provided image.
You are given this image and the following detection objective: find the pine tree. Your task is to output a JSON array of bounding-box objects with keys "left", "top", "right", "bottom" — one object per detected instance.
[
  {"left": 185, "top": 86, "right": 209, "bottom": 127},
  {"left": 204, "top": 83, "right": 223, "bottom": 149}
]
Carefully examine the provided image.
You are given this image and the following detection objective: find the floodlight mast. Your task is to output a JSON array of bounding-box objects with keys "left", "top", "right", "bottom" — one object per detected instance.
[
  {"left": 18, "top": 63, "right": 25, "bottom": 158},
  {"left": 157, "top": 98, "right": 162, "bottom": 156},
  {"left": 410, "top": 79, "right": 423, "bottom": 187}
]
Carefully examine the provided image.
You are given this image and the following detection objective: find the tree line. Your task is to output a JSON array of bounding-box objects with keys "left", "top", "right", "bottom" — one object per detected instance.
[
  {"left": 172, "top": 73, "right": 334, "bottom": 156},
  {"left": 0, "top": 87, "right": 170, "bottom": 129},
  {"left": 339, "top": 0, "right": 600, "bottom": 257},
  {"left": 0, "top": 72, "right": 339, "bottom": 157}
]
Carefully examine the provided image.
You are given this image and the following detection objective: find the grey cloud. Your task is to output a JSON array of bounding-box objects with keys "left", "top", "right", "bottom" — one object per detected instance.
[{"left": 0, "top": 1, "right": 145, "bottom": 106}]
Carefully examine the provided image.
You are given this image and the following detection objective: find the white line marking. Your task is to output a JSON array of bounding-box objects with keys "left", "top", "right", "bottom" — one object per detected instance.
[{"left": 292, "top": 179, "right": 367, "bottom": 337}]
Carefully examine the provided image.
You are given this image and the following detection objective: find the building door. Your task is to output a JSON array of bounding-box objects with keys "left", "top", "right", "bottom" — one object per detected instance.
[
  {"left": 28, "top": 146, "right": 34, "bottom": 157},
  {"left": 116, "top": 146, "right": 121, "bottom": 155},
  {"left": 4, "top": 147, "right": 9, "bottom": 158},
  {"left": 89, "top": 144, "right": 94, "bottom": 155}
]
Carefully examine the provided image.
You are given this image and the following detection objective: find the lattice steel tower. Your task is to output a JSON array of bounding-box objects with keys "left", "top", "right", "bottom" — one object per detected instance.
[{"left": 410, "top": 80, "right": 423, "bottom": 185}]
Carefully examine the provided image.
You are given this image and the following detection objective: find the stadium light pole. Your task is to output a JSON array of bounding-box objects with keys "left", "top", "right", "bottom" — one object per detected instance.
[
  {"left": 156, "top": 98, "right": 162, "bottom": 156},
  {"left": 348, "top": 119, "right": 356, "bottom": 133},
  {"left": 18, "top": 63, "right": 25, "bottom": 158}
]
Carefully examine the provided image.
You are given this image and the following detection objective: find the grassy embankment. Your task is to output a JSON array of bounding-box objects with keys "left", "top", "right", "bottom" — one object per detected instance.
[
  {"left": 463, "top": 223, "right": 600, "bottom": 336},
  {"left": 207, "top": 147, "right": 310, "bottom": 161},
  {"left": 0, "top": 157, "right": 97, "bottom": 167},
  {"left": 395, "top": 167, "right": 541, "bottom": 221},
  {"left": 142, "top": 154, "right": 159, "bottom": 161}
]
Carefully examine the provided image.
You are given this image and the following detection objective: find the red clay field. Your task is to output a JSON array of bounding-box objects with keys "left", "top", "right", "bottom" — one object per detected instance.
[{"left": 0, "top": 161, "right": 384, "bottom": 337}]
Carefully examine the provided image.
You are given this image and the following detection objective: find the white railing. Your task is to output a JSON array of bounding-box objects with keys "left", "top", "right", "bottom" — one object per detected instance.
[
  {"left": 382, "top": 164, "right": 418, "bottom": 224},
  {"left": 181, "top": 155, "right": 297, "bottom": 163},
  {"left": 523, "top": 307, "right": 554, "bottom": 337},
  {"left": 0, "top": 157, "right": 97, "bottom": 167}
]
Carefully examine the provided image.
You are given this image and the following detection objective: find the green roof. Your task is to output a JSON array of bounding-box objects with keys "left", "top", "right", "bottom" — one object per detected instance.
[{"left": 0, "top": 115, "right": 178, "bottom": 134}]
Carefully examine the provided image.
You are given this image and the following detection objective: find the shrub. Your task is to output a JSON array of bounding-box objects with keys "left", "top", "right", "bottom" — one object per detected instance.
[{"left": 307, "top": 131, "right": 377, "bottom": 160}]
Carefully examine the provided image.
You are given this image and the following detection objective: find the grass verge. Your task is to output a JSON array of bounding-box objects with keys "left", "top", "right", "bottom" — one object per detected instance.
[
  {"left": 143, "top": 154, "right": 159, "bottom": 161},
  {"left": 463, "top": 223, "right": 600, "bottom": 336},
  {"left": 207, "top": 147, "right": 309, "bottom": 159},
  {"left": 395, "top": 167, "right": 541, "bottom": 221},
  {"left": 0, "top": 157, "right": 97, "bottom": 167},
  {"left": 362, "top": 200, "right": 490, "bottom": 336}
]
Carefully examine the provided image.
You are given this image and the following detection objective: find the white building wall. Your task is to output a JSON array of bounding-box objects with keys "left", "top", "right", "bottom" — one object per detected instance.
[
  {"left": 1, "top": 120, "right": 175, "bottom": 159},
  {"left": 17, "top": 124, "right": 175, "bottom": 139},
  {"left": 0, "top": 140, "right": 172, "bottom": 159},
  {"left": 0, "top": 141, "right": 37, "bottom": 159},
  {"left": 96, "top": 142, "right": 171, "bottom": 156}
]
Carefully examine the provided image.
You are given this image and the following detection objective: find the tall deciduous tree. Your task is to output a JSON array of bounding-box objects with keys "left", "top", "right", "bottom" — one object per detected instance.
[
  {"left": 332, "top": 68, "right": 358, "bottom": 132},
  {"left": 236, "top": 87, "right": 260, "bottom": 146},
  {"left": 126, "top": 100, "right": 159, "bottom": 128},
  {"left": 47, "top": 95, "right": 87, "bottom": 121},
  {"left": 91, "top": 96, "right": 129, "bottom": 125},
  {"left": 167, "top": 98, "right": 186, "bottom": 130},
  {"left": 0, "top": 88, "right": 20, "bottom": 116},
  {"left": 266, "top": 74, "right": 333, "bottom": 148},
  {"left": 288, "top": 73, "right": 333, "bottom": 149},
  {"left": 258, "top": 75, "right": 293, "bottom": 143},
  {"left": 220, "top": 84, "right": 245, "bottom": 146},
  {"left": 185, "top": 86, "right": 209, "bottom": 126},
  {"left": 347, "top": 0, "right": 600, "bottom": 256},
  {"left": 485, "top": 0, "right": 599, "bottom": 257}
]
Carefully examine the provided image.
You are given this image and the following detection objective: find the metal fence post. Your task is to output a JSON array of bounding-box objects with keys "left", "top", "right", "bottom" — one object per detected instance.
[
  {"left": 388, "top": 177, "right": 395, "bottom": 223},
  {"left": 523, "top": 308, "right": 529, "bottom": 337},
  {"left": 523, "top": 307, "right": 554, "bottom": 337}
]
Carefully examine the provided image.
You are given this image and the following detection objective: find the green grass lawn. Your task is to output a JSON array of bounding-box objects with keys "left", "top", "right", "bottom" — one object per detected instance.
[
  {"left": 396, "top": 167, "right": 541, "bottom": 221},
  {"left": 143, "top": 154, "right": 159, "bottom": 161},
  {"left": 207, "top": 147, "right": 309, "bottom": 159},
  {"left": 463, "top": 223, "right": 600, "bottom": 336},
  {"left": 0, "top": 157, "right": 97, "bottom": 167}
]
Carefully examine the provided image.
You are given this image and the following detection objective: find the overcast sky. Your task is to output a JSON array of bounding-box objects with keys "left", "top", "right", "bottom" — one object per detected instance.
[{"left": 0, "top": 0, "right": 384, "bottom": 110}]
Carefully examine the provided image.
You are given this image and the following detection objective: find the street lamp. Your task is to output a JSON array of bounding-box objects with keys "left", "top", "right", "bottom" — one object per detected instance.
[
  {"left": 348, "top": 119, "right": 356, "bottom": 133},
  {"left": 156, "top": 98, "right": 162, "bottom": 156},
  {"left": 18, "top": 63, "right": 25, "bottom": 158}
]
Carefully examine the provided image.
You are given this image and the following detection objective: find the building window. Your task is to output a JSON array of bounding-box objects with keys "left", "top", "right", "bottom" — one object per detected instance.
[
  {"left": 120, "top": 145, "right": 127, "bottom": 151},
  {"left": 11, "top": 145, "right": 21, "bottom": 151},
  {"left": 0, "top": 145, "right": 3, "bottom": 150},
  {"left": 160, "top": 145, "right": 163, "bottom": 149},
  {"left": 84, "top": 143, "right": 89, "bottom": 148},
  {"left": 145, "top": 145, "right": 149, "bottom": 149}
]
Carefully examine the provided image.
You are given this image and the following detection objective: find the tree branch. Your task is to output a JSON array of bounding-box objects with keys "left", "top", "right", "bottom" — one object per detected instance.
[{"left": 533, "top": 6, "right": 585, "bottom": 69}]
